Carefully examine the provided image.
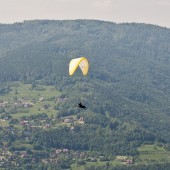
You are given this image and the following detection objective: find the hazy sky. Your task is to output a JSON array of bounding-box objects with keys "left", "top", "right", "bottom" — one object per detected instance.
[{"left": 0, "top": 0, "right": 170, "bottom": 28}]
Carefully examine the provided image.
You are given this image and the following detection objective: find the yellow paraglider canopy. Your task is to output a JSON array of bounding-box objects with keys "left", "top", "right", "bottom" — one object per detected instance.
[{"left": 69, "top": 57, "right": 89, "bottom": 76}]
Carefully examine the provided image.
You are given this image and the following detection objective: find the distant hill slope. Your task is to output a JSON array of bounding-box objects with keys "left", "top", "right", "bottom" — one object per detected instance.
[{"left": 0, "top": 20, "right": 170, "bottom": 143}]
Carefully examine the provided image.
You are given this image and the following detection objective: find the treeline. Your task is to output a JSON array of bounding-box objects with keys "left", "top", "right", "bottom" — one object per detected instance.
[
  {"left": 7, "top": 161, "right": 170, "bottom": 170},
  {"left": 7, "top": 163, "right": 66, "bottom": 170},
  {"left": 85, "top": 162, "right": 170, "bottom": 170},
  {"left": 0, "top": 83, "right": 11, "bottom": 95},
  {"left": 31, "top": 124, "right": 155, "bottom": 156}
]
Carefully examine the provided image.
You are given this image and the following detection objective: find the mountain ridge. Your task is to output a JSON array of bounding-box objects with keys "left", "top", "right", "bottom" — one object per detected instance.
[{"left": 0, "top": 19, "right": 170, "bottom": 144}]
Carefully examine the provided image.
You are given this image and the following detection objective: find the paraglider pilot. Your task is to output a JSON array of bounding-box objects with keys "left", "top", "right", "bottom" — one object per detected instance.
[{"left": 77, "top": 102, "right": 86, "bottom": 109}]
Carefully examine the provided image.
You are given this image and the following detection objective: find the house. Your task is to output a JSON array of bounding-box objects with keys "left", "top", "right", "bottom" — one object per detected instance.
[
  {"left": 0, "top": 161, "right": 5, "bottom": 167},
  {"left": 39, "top": 97, "right": 44, "bottom": 102},
  {"left": 79, "top": 117, "right": 84, "bottom": 121},
  {"left": 126, "top": 159, "right": 133, "bottom": 164},
  {"left": 64, "top": 118, "right": 74, "bottom": 123},
  {"left": 55, "top": 149, "right": 62, "bottom": 155},
  {"left": 62, "top": 149, "right": 69, "bottom": 153},
  {"left": 14, "top": 100, "right": 33, "bottom": 108},
  {"left": 56, "top": 97, "right": 68, "bottom": 102},
  {"left": 44, "top": 124, "right": 51, "bottom": 128},
  {"left": 19, "top": 151, "right": 27, "bottom": 158},
  {"left": 20, "top": 121, "right": 29, "bottom": 125},
  {"left": 0, "top": 101, "right": 8, "bottom": 108},
  {"left": 80, "top": 152, "right": 86, "bottom": 159},
  {"left": 116, "top": 156, "right": 128, "bottom": 162},
  {"left": 64, "top": 119, "right": 70, "bottom": 123},
  {"left": 70, "top": 126, "right": 75, "bottom": 131},
  {"left": 23, "top": 102, "right": 33, "bottom": 108}
]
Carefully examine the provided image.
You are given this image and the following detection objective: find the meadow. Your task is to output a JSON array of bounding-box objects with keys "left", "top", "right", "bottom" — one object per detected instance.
[
  {"left": 0, "top": 82, "right": 61, "bottom": 121},
  {"left": 137, "top": 144, "right": 170, "bottom": 163}
]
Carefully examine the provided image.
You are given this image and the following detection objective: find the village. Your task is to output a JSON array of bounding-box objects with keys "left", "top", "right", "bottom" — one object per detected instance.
[
  {"left": 0, "top": 96, "right": 133, "bottom": 169},
  {"left": 0, "top": 95, "right": 85, "bottom": 128},
  {"left": 0, "top": 143, "right": 133, "bottom": 169}
]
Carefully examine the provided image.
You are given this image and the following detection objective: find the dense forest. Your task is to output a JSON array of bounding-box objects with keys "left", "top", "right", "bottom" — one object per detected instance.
[{"left": 0, "top": 20, "right": 170, "bottom": 169}]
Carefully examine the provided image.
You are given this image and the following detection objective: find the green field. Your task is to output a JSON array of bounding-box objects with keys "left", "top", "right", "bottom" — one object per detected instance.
[
  {"left": 137, "top": 144, "right": 170, "bottom": 163},
  {"left": 0, "top": 119, "right": 9, "bottom": 126},
  {"left": 71, "top": 160, "right": 121, "bottom": 170},
  {"left": 71, "top": 145, "right": 170, "bottom": 170},
  {"left": 0, "top": 83, "right": 61, "bottom": 120},
  {"left": 0, "top": 83, "right": 59, "bottom": 100}
]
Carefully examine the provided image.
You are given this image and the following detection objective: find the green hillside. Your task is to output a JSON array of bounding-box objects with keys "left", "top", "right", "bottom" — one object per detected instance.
[{"left": 0, "top": 20, "right": 170, "bottom": 169}]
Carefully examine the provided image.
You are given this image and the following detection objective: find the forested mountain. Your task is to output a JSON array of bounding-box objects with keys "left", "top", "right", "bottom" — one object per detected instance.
[{"left": 0, "top": 20, "right": 170, "bottom": 169}]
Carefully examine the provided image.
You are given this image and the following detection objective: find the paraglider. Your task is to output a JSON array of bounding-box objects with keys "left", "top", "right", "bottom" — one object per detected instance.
[
  {"left": 77, "top": 102, "right": 86, "bottom": 109},
  {"left": 69, "top": 57, "right": 89, "bottom": 109},
  {"left": 69, "top": 57, "right": 89, "bottom": 76}
]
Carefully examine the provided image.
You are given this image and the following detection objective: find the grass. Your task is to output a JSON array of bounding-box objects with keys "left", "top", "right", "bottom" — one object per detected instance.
[
  {"left": 71, "top": 159, "right": 122, "bottom": 170},
  {"left": 13, "top": 103, "right": 57, "bottom": 119},
  {"left": 71, "top": 164, "right": 85, "bottom": 170},
  {"left": 71, "top": 146, "right": 170, "bottom": 170},
  {"left": 137, "top": 144, "right": 170, "bottom": 163},
  {"left": 1, "top": 83, "right": 61, "bottom": 119},
  {"left": 72, "top": 145, "right": 170, "bottom": 170},
  {"left": 0, "top": 119, "right": 9, "bottom": 126},
  {"left": 0, "top": 83, "right": 60, "bottom": 102}
]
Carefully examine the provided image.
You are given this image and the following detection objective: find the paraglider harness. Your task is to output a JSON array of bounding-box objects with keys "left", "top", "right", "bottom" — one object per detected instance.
[{"left": 77, "top": 102, "right": 86, "bottom": 109}]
